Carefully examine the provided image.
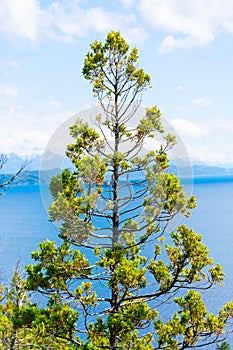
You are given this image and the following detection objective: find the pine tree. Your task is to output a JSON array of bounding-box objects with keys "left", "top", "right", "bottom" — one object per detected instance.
[{"left": 25, "top": 31, "right": 233, "bottom": 349}]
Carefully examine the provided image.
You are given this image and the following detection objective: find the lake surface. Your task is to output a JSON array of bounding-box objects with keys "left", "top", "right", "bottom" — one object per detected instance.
[
  {"left": 0, "top": 185, "right": 58, "bottom": 281},
  {"left": 0, "top": 177, "right": 233, "bottom": 347}
]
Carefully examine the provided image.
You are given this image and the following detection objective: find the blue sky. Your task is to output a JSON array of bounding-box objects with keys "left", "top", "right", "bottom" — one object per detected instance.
[{"left": 1, "top": 0, "right": 233, "bottom": 166}]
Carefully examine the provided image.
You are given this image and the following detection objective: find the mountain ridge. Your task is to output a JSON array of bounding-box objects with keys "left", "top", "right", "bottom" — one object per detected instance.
[{"left": 1, "top": 153, "right": 233, "bottom": 185}]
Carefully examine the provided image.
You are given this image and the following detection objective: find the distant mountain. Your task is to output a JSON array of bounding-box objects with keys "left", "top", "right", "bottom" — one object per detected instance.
[
  {"left": 1, "top": 153, "right": 233, "bottom": 185},
  {"left": 0, "top": 152, "right": 72, "bottom": 173},
  {"left": 192, "top": 165, "right": 232, "bottom": 176},
  {"left": 0, "top": 168, "right": 61, "bottom": 187},
  {"left": 0, "top": 153, "right": 27, "bottom": 174},
  {"left": 39, "top": 151, "right": 72, "bottom": 171},
  {"left": 27, "top": 154, "right": 42, "bottom": 171},
  {"left": 169, "top": 164, "right": 233, "bottom": 177}
]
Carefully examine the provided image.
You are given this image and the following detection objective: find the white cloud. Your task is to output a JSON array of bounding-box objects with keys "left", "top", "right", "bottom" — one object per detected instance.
[
  {"left": 187, "top": 146, "right": 233, "bottom": 167},
  {"left": 194, "top": 97, "right": 213, "bottom": 107},
  {"left": 0, "top": 93, "right": 76, "bottom": 155},
  {"left": 0, "top": 0, "right": 39, "bottom": 41},
  {"left": 45, "top": 3, "right": 135, "bottom": 40},
  {"left": 49, "top": 100, "right": 61, "bottom": 110},
  {"left": 0, "top": 84, "right": 18, "bottom": 97},
  {"left": 204, "top": 117, "right": 233, "bottom": 132},
  {"left": 159, "top": 35, "right": 202, "bottom": 54},
  {"left": 7, "top": 60, "right": 19, "bottom": 69},
  {"left": 184, "top": 117, "right": 233, "bottom": 166},
  {"left": 139, "top": 0, "right": 233, "bottom": 52},
  {"left": 1, "top": 0, "right": 233, "bottom": 51},
  {"left": 170, "top": 118, "right": 209, "bottom": 138},
  {"left": 120, "top": 0, "right": 136, "bottom": 8},
  {"left": 176, "top": 85, "right": 184, "bottom": 91},
  {"left": 0, "top": 0, "right": 139, "bottom": 43},
  {"left": 123, "top": 27, "right": 147, "bottom": 47},
  {"left": 174, "top": 106, "right": 193, "bottom": 115}
]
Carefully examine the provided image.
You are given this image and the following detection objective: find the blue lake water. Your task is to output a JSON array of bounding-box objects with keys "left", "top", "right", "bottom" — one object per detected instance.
[
  {"left": 0, "top": 185, "right": 58, "bottom": 281},
  {"left": 0, "top": 177, "right": 233, "bottom": 347}
]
